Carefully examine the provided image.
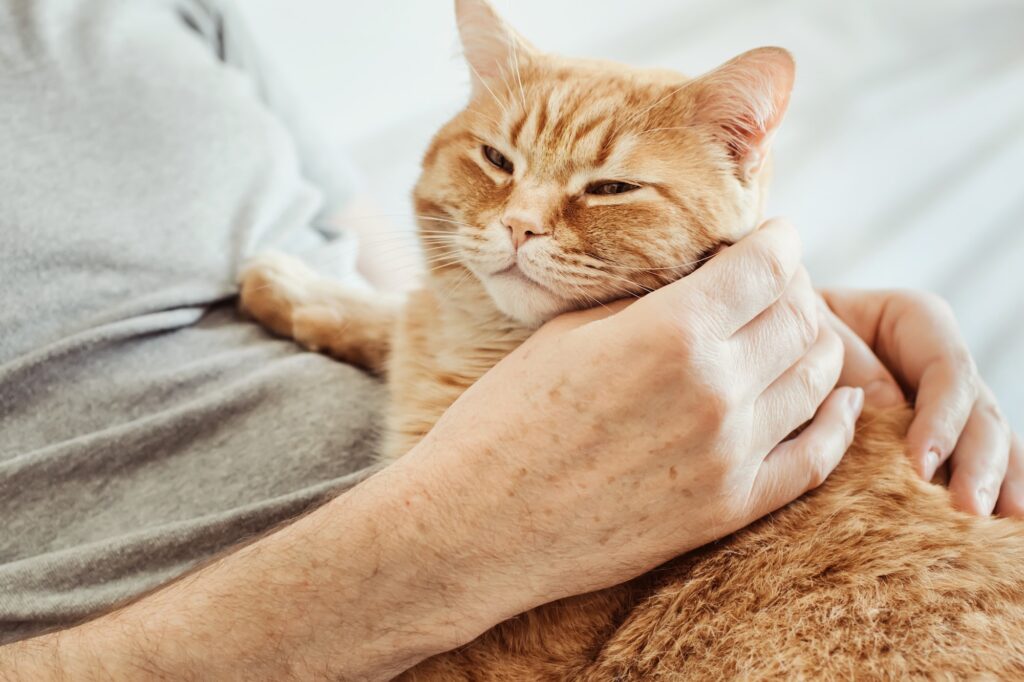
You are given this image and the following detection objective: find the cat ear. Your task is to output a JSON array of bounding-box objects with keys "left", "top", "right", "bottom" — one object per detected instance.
[
  {"left": 689, "top": 47, "right": 795, "bottom": 182},
  {"left": 455, "top": 0, "right": 536, "bottom": 98}
]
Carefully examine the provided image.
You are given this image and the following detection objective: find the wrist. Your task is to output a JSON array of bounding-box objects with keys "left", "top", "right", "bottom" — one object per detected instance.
[{"left": 337, "top": 443, "right": 528, "bottom": 671}]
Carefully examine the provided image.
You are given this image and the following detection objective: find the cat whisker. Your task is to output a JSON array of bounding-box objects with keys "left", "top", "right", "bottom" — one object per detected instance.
[
  {"left": 421, "top": 253, "right": 466, "bottom": 265},
  {"left": 466, "top": 108, "right": 503, "bottom": 131},
  {"left": 637, "top": 125, "right": 697, "bottom": 136},
  {"left": 328, "top": 212, "right": 484, "bottom": 232},
  {"left": 597, "top": 271, "right": 655, "bottom": 295},
  {"left": 354, "top": 231, "right": 453, "bottom": 241},
  {"left": 586, "top": 252, "right": 717, "bottom": 273},
  {"left": 463, "top": 56, "right": 511, "bottom": 118},
  {"left": 441, "top": 268, "right": 475, "bottom": 298},
  {"left": 414, "top": 246, "right": 461, "bottom": 256},
  {"left": 415, "top": 242, "right": 461, "bottom": 250},
  {"left": 370, "top": 241, "right": 451, "bottom": 255},
  {"left": 612, "top": 80, "right": 694, "bottom": 138},
  {"left": 417, "top": 236, "right": 463, "bottom": 244},
  {"left": 414, "top": 215, "right": 486, "bottom": 230},
  {"left": 414, "top": 249, "right": 462, "bottom": 261},
  {"left": 501, "top": 27, "right": 528, "bottom": 111},
  {"left": 416, "top": 231, "right": 466, "bottom": 238},
  {"left": 409, "top": 244, "right": 461, "bottom": 257},
  {"left": 563, "top": 281, "right": 618, "bottom": 316},
  {"left": 494, "top": 63, "right": 521, "bottom": 117},
  {"left": 544, "top": 258, "right": 616, "bottom": 281}
]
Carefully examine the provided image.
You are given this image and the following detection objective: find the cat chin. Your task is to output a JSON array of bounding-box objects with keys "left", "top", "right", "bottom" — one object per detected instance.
[{"left": 481, "top": 273, "right": 573, "bottom": 328}]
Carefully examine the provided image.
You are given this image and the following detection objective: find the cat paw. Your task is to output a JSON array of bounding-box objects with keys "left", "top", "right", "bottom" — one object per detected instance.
[
  {"left": 291, "top": 304, "right": 350, "bottom": 353},
  {"left": 238, "top": 251, "right": 317, "bottom": 339}
]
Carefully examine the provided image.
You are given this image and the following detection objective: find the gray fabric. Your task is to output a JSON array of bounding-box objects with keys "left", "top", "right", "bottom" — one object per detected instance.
[{"left": 0, "top": 0, "right": 384, "bottom": 644}]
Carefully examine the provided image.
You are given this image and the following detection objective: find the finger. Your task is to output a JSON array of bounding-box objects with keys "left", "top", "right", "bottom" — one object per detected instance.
[
  {"left": 821, "top": 300, "right": 904, "bottom": 408},
  {"left": 906, "top": 355, "right": 979, "bottom": 479},
  {"left": 947, "top": 387, "right": 1012, "bottom": 515},
  {"left": 996, "top": 432, "right": 1024, "bottom": 518},
  {"left": 748, "top": 386, "right": 864, "bottom": 518},
  {"left": 818, "top": 288, "right": 887, "bottom": 348},
  {"left": 646, "top": 217, "right": 802, "bottom": 337},
  {"left": 730, "top": 266, "right": 818, "bottom": 392},
  {"left": 754, "top": 321, "right": 845, "bottom": 449}
]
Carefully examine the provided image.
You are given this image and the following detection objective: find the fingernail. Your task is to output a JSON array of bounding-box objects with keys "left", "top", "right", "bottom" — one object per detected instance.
[
  {"left": 864, "top": 379, "right": 903, "bottom": 408},
  {"left": 923, "top": 447, "right": 941, "bottom": 480},
  {"left": 848, "top": 387, "right": 864, "bottom": 414}
]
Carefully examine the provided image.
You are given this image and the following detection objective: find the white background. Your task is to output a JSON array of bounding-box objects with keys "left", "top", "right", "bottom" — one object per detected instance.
[{"left": 238, "top": 0, "right": 1024, "bottom": 427}]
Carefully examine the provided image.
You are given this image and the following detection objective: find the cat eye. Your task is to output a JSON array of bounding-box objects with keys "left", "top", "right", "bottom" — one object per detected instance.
[
  {"left": 586, "top": 181, "right": 641, "bottom": 196},
  {"left": 482, "top": 145, "right": 514, "bottom": 173}
]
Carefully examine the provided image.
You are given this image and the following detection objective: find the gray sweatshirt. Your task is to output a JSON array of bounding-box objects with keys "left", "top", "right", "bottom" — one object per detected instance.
[{"left": 0, "top": 0, "right": 383, "bottom": 643}]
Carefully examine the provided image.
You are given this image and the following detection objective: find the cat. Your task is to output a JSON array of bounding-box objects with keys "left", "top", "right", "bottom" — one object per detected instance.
[{"left": 238, "top": 0, "right": 1024, "bottom": 678}]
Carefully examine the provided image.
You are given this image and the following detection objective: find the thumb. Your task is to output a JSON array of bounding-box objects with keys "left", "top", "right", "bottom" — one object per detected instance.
[{"left": 821, "top": 298, "right": 904, "bottom": 408}]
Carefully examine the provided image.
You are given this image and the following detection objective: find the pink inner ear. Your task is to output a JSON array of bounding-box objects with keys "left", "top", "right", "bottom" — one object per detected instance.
[
  {"left": 456, "top": 0, "right": 535, "bottom": 89},
  {"left": 691, "top": 48, "right": 795, "bottom": 179},
  {"left": 721, "top": 115, "right": 765, "bottom": 160}
]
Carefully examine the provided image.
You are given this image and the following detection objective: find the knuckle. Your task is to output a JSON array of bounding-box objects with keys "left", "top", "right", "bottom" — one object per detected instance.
[
  {"left": 795, "top": 360, "right": 826, "bottom": 401},
  {"left": 978, "top": 399, "right": 1011, "bottom": 437},
  {"left": 898, "top": 288, "right": 944, "bottom": 312},
  {"left": 807, "top": 456, "right": 830, "bottom": 489},
  {"left": 666, "top": 313, "right": 698, "bottom": 351},
  {"left": 791, "top": 443, "right": 830, "bottom": 490},
  {"left": 826, "top": 327, "right": 846, "bottom": 368},
  {"left": 818, "top": 326, "right": 845, "bottom": 379},
  {"left": 922, "top": 291, "right": 955, "bottom": 318},
  {"left": 696, "top": 384, "right": 735, "bottom": 429},
  {"left": 948, "top": 346, "right": 978, "bottom": 381},
  {"left": 633, "top": 311, "right": 689, "bottom": 363},
  {"left": 800, "top": 409, "right": 855, "bottom": 490},
  {"left": 781, "top": 294, "right": 818, "bottom": 350},
  {"left": 895, "top": 288, "right": 959, "bottom": 325},
  {"left": 754, "top": 244, "right": 791, "bottom": 296},
  {"left": 1001, "top": 486, "right": 1024, "bottom": 518}
]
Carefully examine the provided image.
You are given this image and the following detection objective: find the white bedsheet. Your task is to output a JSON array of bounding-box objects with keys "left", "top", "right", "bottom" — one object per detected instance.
[{"left": 241, "top": 0, "right": 1023, "bottom": 428}]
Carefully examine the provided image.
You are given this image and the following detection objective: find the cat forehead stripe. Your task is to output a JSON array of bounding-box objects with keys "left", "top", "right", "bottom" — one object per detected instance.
[{"left": 500, "top": 85, "right": 628, "bottom": 178}]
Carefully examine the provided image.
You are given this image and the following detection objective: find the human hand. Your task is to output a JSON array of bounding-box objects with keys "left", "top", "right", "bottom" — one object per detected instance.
[
  {"left": 821, "top": 289, "right": 1021, "bottom": 517},
  {"left": 401, "top": 218, "right": 862, "bottom": 620}
]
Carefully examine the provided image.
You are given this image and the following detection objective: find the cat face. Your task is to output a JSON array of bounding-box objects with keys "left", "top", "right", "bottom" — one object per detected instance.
[{"left": 413, "top": 0, "right": 795, "bottom": 327}]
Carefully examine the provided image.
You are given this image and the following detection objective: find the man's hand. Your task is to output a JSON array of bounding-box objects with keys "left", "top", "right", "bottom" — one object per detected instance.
[
  {"left": 410, "top": 217, "right": 862, "bottom": 609},
  {"left": 822, "top": 289, "right": 1021, "bottom": 517}
]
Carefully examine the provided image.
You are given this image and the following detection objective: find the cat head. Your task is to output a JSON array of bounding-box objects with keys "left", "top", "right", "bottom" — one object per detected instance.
[{"left": 413, "top": 0, "right": 795, "bottom": 327}]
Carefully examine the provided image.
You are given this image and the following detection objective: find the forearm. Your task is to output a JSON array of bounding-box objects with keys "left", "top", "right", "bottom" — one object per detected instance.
[{"left": 0, "top": 453, "right": 504, "bottom": 681}]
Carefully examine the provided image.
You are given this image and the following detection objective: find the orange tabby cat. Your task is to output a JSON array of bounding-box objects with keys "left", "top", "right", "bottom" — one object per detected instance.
[{"left": 239, "top": 0, "right": 1024, "bottom": 677}]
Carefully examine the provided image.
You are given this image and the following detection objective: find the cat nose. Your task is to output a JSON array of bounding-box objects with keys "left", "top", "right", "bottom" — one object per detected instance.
[{"left": 504, "top": 213, "right": 549, "bottom": 250}]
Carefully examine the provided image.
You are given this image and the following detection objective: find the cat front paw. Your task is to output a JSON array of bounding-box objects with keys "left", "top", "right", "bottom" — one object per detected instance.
[{"left": 238, "top": 251, "right": 317, "bottom": 340}]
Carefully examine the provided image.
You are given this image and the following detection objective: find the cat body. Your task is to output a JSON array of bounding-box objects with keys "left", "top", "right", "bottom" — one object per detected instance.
[{"left": 238, "top": 0, "right": 1024, "bottom": 677}]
